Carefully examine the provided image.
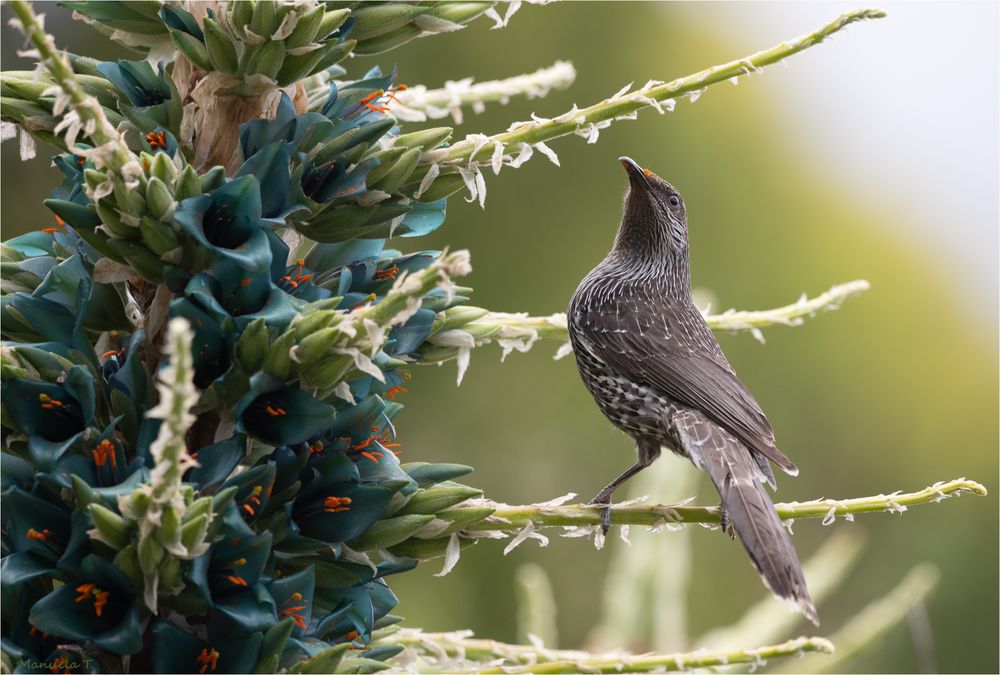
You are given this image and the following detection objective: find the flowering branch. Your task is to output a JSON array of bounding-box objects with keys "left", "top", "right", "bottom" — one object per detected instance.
[
  {"left": 8, "top": 0, "right": 132, "bottom": 171},
  {"left": 449, "top": 479, "right": 986, "bottom": 535},
  {"left": 416, "top": 8, "right": 886, "bottom": 187},
  {"left": 381, "top": 629, "right": 833, "bottom": 673},
  {"left": 418, "top": 280, "right": 871, "bottom": 373},
  {"left": 387, "top": 61, "right": 577, "bottom": 124}
]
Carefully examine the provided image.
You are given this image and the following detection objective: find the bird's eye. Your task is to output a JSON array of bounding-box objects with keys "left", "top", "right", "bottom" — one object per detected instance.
[{"left": 669, "top": 195, "right": 680, "bottom": 207}]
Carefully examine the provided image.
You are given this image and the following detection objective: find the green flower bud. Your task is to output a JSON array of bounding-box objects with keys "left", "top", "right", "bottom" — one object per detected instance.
[
  {"left": 250, "top": 0, "right": 277, "bottom": 38},
  {"left": 145, "top": 177, "right": 175, "bottom": 221},
  {"left": 113, "top": 545, "right": 143, "bottom": 591},
  {"left": 430, "top": 2, "right": 493, "bottom": 24},
  {"left": 392, "top": 127, "right": 453, "bottom": 152},
  {"left": 106, "top": 239, "right": 165, "bottom": 283},
  {"left": 185, "top": 496, "right": 214, "bottom": 523},
  {"left": 314, "top": 8, "right": 351, "bottom": 41},
  {"left": 88, "top": 503, "right": 133, "bottom": 550},
  {"left": 388, "top": 533, "right": 476, "bottom": 562},
  {"left": 292, "top": 309, "right": 338, "bottom": 341},
  {"left": 262, "top": 329, "right": 296, "bottom": 380},
  {"left": 230, "top": 0, "right": 253, "bottom": 31},
  {"left": 313, "top": 39, "right": 355, "bottom": 73},
  {"left": 414, "top": 172, "right": 466, "bottom": 202},
  {"left": 284, "top": 5, "right": 324, "bottom": 49},
  {"left": 439, "top": 306, "right": 489, "bottom": 331},
  {"left": 139, "top": 215, "right": 180, "bottom": 255},
  {"left": 276, "top": 41, "right": 341, "bottom": 87},
  {"left": 200, "top": 165, "right": 227, "bottom": 192},
  {"left": 397, "top": 485, "right": 483, "bottom": 516},
  {"left": 353, "top": 23, "right": 421, "bottom": 57},
  {"left": 246, "top": 39, "right": 285, "bottom": 80},
  {"left": 158, "top": 552, "right": 184, "bottom": 595},
  {"left": 293, "top": 645, "right": 350, "bottom": 675},
  {"left": 156, "top": 503, "right": 182, "bottom": 549},
  {"left": 174, "top": 164, "right": 202, "bottom": 200},
  {"left": 346, "top": 514, "right": 435, "bottom": 551},
  {"left": 433, "top": 505, "right": 496, "bottom": 535},
  {"left": 137, "top": 534, "right": 164, "bottom": 573},
  {"left": 171, "top": 31, "right": 212, "bottom": 71},
  {"left": 235, "top": 317, "right": 270, "bottom": 372},
  {"left": 93, "top": 202, "right": 136, "bottom": 239},
  {"left": 180, "top": 513, "right": 209, "bottom": 551},
  {"left": 203, "top": 17, "right": 239, "bottom": 74},
  {"left": 368, "top": 147, "right": 421, "bottom": 194},
  {"left": 2, "top": 77, "right": 48, "bottom": 101},
  {"left": 150, "top": 151, "right": 178, "bottom": 184},
  {"left": 350, "top": 4, "right": 430, "bottom": 41},
  {"left": 294, "top": 326, "right": 340, "bottom": 363}
]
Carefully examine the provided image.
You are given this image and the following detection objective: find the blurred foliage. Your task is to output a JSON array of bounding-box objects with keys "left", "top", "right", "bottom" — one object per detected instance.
[{"left": 2, "top": 3, "right": 996, "bottom": 673}]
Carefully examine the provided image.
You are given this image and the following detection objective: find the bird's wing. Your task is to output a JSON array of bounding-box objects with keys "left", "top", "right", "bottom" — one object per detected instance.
[{"left": 582, "top": 299, "right": 799, "bottom": 476}]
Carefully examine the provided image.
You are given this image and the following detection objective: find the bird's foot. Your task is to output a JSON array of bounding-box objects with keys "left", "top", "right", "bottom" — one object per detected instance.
[
  {"left": 588, "top": 492, "right": 613, "bottom": 535},
  {"left": 719, "top": 502, "right": 735, "bottom": 540}
]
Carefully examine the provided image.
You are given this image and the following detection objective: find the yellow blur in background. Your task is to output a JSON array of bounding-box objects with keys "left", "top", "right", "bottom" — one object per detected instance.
[{"left": 2, "top": 2, "right": 996, "bottom": 672}]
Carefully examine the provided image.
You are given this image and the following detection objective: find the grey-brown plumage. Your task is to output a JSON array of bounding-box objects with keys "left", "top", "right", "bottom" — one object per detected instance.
[{"left": 568, "top": 157, "right": 817, "bottom": 624}]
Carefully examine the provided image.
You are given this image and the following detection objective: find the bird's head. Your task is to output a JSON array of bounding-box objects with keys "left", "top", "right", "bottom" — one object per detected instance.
[{"left": 616, "top": 156, "right": 689, "bottom": 260}]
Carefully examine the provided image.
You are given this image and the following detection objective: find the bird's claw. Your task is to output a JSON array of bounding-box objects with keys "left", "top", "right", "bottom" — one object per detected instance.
[
  {"left": 588, "top": 494, "right": 612, "bottom": 535},
  {"left": 719, "top": 502, "right": 735, "bottom": 539}
]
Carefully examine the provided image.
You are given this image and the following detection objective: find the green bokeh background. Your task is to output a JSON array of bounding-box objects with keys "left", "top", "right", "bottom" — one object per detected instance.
[{"left": 2, "top": 3, "right": 996, "bottom": 673}]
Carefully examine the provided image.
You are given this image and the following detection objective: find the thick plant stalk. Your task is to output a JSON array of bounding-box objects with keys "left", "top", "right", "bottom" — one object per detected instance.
[
  {"left": 452, "top": 479, "right": 987, "bottom": 534},
  {"left": 421, "top": 9, "right": 886, "bottom": 170},
  {"left": 386, "top": 61, "right": 577, "bottom": 124},
  {"left": 419, "top": 280, "right": 871, "bottom": 368},
  {"left": 385, "top": 629, "right": 833, "bottom": 673}
]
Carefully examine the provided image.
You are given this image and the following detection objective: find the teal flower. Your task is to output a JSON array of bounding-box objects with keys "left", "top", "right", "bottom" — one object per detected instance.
[
  {"left": 188, "top": 521, "right": 276, "bottom": 632},
  {"left": 96, "top": 59, "right": 181, "bottom": 131},
  {"left": 28, "top": 554, "right": 142, "bottom": 655},
  {"left": 237, "top": 386, "right": 335, "bottom": 447},
  {"left": 151, "top": 620, "right": 263, "bottom": 674},
  {"left": 0, "top": 487, "right": 72, "bottom": 588},
  {"left": 174, "top": 175, "right": 272, "bottom": 273}
]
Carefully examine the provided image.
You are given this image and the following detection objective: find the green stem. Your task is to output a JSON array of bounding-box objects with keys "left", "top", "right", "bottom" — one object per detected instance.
[
  {"left": 419, "top": 280, "right": 870, "bottom": 365},
  {"left": 384, "top": 630, "right": 833, "bottom": 673},
  {"left": 451, "top": 479, "right": 986, "bottom": 532},
  {"left": 8, "top": 0, "right": 132, "bottom": 170},
  {"left": 423, "top": 8, "right": 886, "bottom": 167}
]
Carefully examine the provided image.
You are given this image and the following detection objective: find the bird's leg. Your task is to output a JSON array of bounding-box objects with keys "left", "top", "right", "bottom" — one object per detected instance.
[
  {"left": 718, "top": 502, "right": 736, "bottom": 539},
  {"left": 588, "top": 439, "right": 661, "bottom": 534},
  {"left": 588, "top": 462, "right": 644, "bottom": 534}
]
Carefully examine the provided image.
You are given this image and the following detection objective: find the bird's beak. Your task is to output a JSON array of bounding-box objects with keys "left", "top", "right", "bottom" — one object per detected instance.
[{"left": 618, "top": 156, "right": 652, "bottom": 190}]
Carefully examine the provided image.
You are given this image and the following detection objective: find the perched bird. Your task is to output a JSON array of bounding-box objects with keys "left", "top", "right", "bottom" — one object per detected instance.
[{"left": 567, "top": 157, "right": 817, "bottom": 624}]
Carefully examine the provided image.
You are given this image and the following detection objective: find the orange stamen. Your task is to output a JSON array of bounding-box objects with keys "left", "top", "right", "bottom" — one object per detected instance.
[
  {"left": 240, "top": 278, "right": 252, "bottom": 287},
  {"left": 226, "top": 575, "right": 247, "bottom": 586},
  {"left": 92, "top": 439, "right": 117, "bottom": 468},
  {"left": 374, "top": 264, "right": 399, "bottom": 280},
  {"left": 196, "top": 648, "right": 220, "bottom": 674},
  {"left": 265, "top": 405, "right": 286, "bottom": 417},
  {"left": 358, "top": 90, "right": 383, "bottom": 105},
  {"left": 74, "top": 583, "right": 107, "bottom": 615},
  {"left": 385, "top": 385, "right": 408, "bottom": 400},
  {"left": 38, "top": 393, "right": 63, "bottom": 410},
  {"left": 360, "top": 451, "right": 383, "bottom": 464},
  {"left": 234, "top": 558, "right": 247, "bottom": 566},
  {"left": 323, "top": 496, "right": 352, "bottom": 513},
  {"left": 145, "top": 130, "right": 167, "bottom": 150},
  {"left": 242, "top": 504, "right": 255, "bottom": 516},
  {"left": 27, "top": 528, "right": 49, "bottom": 541}
]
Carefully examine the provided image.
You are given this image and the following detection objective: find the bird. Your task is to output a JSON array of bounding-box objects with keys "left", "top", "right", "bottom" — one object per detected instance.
[{"left": 567, "top": 156, "right": 817, "bottom": 624}]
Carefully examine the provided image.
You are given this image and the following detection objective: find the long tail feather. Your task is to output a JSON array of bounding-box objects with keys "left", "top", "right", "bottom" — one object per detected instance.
[{"left": 684, "top": 421, "right": 818, "bottom": 624}]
